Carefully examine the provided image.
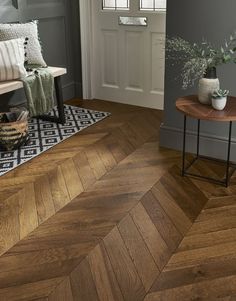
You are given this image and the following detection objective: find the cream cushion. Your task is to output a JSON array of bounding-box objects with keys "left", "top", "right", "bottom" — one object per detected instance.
[
  {"left": 0, "top": 38, "right": 27, "bottom": 81},
  {"left": 0, "top": 21, "right": 47, "bottom": 67}
]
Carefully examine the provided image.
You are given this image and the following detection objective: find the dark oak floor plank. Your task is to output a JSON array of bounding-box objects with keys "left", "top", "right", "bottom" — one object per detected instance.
[
  {"left": 0, "top": 194, "right": 20, "bottom": 256},
  {"left": 151, "top": 183, "right": 192, "bottom": 236},
  {"left": 60, "top": 158, "right": 84, "bottom": 200},
  {"left": 94, "top": 140, "right": 117, "bottom": 172},
  {"left": 141, "top": 191, "right": 183, "bottom": 252},
  {"left": 88, "top": 243, "right": 124, "bottom": 301},
  {"left": 85, "top": 147, "right": 107, "bottom": 179},
  {"left": 0, "top": 277, "right": 64, "bottom": 301},
  {"left": 70, "top": 258, "right": 99, "bottom": 301},
  {"left": 104, "top": 227, "right": 146, "bottom": 301},
  {"left": 130, "top": 202, "right": 170, "bottom": 270},
  {"left": 160, "top": 166, "right": 207, "bottom": 222},
  {"left": 151, "top": 254, "right": 236, "bottom": 293},
  {"left": 47, "top": 166, "right": 70, "bottom": 211},
  {"left": 18, "top": 184, "right": 38, "bottom": 240},
  {"left": 34, "top": 176, "right": 55, "bottom": 224},
  {"left": 48, "top": 277, "right": 73, "bottom": 301},
  {"left": 146, "top": 275, "right": 236, "bottom": 301},
  {"left": 179, "top": 227, "right": 236, "bottom": 252},
  {"left": 118, "top": 214, "right": 159, "bottom": 292}
]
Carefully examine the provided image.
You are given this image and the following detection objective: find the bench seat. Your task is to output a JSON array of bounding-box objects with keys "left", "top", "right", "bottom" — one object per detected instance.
[{"left": 0, "top": 67, "right": 67, "bottom": 124}]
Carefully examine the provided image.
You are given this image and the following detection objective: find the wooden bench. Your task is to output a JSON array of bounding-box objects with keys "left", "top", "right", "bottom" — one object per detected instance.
[{"left": 0, "top": 66, "right": 67, "bottom": 124}]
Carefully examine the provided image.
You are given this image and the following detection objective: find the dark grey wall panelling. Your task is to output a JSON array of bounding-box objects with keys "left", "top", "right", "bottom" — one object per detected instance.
[
  {"left": 160, "top": 0, "right": 236, "bottom": 160},
  {"left": 0, "top": 1, "right": 19, "bottom": 22},
  {"left": 69, "top": 0, "right": 82, "bottom": 97},
  {"left": 0, "top": 0, "right": 82, "bottom": 110}
]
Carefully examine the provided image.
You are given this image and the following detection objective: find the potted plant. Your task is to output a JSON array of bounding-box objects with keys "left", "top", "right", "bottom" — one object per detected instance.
[
  {"left": 165, "top": 35, "right": 236, "bottom": 104},
  {"left": 211, "top": 89, "right": 229, "bottom": 110}
]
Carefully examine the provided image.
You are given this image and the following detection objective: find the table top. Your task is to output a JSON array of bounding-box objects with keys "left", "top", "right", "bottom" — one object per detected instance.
[
  {"left": 0, "top": 67, "right": 67, "bottom": 96},
  {"left": 176, "top": 95, "right": 236, "bottom": 122}
]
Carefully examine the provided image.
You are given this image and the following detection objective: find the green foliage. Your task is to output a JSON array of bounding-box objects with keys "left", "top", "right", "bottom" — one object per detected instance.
[
  {"left": 212, "top": 89, "right": 229, "bottom": 99},
  {"left": 166, "top": 33, "right": 236, "bottom": 89}
]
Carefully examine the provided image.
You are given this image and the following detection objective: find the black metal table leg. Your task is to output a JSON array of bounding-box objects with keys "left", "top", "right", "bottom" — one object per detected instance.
[
  {"left": 177, "top": 96, "right": 236, "bottom": 187},
  {"left": 37, "top": 76, "right": 66, "bottom": 125},
  {"left": 182, "top": 115, "right": 187, "bottom": 176},
  {"left": 54, "top": 76, "right": 66, "bottom": 124},
  {"left": 225, "top": 121, "right": 233, "bottom": 187},
  {"left": 196, "top": 119, "right": 200, "bottom": 158},
  {"left": 181, "top": 117, "right": 235, "bottom": 186}
]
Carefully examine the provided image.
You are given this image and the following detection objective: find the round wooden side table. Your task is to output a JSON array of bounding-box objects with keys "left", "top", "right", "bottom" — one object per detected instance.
[{"left": 176, "top": 95, "right": 236, "bottom": 187}]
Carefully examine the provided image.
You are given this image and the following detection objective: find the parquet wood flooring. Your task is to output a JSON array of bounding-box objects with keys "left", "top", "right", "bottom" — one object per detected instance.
[{"left": 1, "top": 99, "right": 236, "bottom": 300}]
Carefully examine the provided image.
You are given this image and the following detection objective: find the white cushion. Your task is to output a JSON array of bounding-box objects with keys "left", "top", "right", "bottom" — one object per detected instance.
[
  {"left": 0, "top": 38, "right": 27, "bottom": 81},
  {"left": 0, "top": 21, "right": 47, "bottom": 67}
]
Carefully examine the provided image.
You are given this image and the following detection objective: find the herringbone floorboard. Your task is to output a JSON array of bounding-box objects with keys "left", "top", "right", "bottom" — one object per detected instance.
[{"left": 0, "top": 99, "right": 236, "bottom": 300}]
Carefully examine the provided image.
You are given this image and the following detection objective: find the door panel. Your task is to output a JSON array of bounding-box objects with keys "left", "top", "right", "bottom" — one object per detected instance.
[
  {"left": 125, "top": 31, "right": 144, "bottom": 91},
  {"left": 102, "top": 30, "right": 119, "bottom": 88},
  {"left": 92, "top": 0, "right": 166, "bottom": 109}
]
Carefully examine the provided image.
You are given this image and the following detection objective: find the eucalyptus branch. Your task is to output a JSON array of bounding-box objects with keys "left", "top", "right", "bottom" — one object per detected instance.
[{"left": 165, "top": 33, "right": 236, "bottom": 89}]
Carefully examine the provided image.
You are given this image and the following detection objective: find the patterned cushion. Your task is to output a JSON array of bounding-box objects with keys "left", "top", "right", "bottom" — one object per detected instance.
[
  {"left": 0, "top": 38, "right": 27, "bottom": 81},
  {"left": 0, "top": 21, "right": 47, "bottom": 67}
]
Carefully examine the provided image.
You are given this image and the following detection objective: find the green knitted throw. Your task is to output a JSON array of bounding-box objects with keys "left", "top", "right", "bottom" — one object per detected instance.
[{"left": 22, "top": 68, "right": 54, "bottom": 117}]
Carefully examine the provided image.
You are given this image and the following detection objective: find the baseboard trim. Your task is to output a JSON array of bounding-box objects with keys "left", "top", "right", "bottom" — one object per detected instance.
[{"left": 159, "top": 124, "right": 236, "bottom": 161}]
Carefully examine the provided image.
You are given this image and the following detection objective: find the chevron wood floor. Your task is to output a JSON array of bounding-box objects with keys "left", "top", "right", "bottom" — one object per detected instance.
[{"left": 1, "top": 99, "right": 236, "bottom": 300}]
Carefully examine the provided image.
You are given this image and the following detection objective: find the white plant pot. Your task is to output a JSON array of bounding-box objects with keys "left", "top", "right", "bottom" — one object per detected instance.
[
  {"left": 198, "top": 78, "right": 220, "bottom": 105},
  {"left": 211, "top": 96, "right": 227, "bottom": 111}
]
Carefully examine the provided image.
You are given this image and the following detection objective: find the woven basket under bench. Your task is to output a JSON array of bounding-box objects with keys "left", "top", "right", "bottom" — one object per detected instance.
[{"left": 0, "top": 113, "right": 29, "bottom": 151}]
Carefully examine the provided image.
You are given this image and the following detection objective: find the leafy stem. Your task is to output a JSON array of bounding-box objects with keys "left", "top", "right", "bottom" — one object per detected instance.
[{"left": 166, "top": 33, "right": 236, "bottom": 89}]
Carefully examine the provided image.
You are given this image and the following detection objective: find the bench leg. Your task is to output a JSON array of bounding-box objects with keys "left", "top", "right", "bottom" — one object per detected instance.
[
  {"left": 54, "top": 76, "right": 66, "bottom": 124},
  {"left": 37, "top": 76, "right": 66, "bottom": 124}
]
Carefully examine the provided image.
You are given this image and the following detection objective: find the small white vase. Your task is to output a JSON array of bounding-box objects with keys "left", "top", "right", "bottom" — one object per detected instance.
[
  {"left": 198, "top": 78, "right": 220, "bottom": 105},
  {"left": 211, "top": 97, "right": 227, "bottom": 111}
]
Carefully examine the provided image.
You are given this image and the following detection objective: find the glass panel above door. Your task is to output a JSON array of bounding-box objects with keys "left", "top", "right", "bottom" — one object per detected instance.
[
  {"left": 102, "top": 0, "right": 130, "bottom": 10},
  {"left": 140, "top": 0, "right": 166, "bottom": 11}
]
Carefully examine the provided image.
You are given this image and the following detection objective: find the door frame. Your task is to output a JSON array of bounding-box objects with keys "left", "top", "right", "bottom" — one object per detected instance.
[{"left": 79, "top": 0, "right": 94, "bottom": 99}]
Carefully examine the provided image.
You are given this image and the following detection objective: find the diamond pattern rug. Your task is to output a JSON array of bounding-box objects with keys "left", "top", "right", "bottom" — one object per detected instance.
[{"left": 0, "top": 105, "right": 110, "bottom": 176}]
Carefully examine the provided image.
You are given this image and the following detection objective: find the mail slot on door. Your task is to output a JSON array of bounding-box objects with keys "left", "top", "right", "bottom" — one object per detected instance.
[{"left": 118, "top": 16, "right": 148, "bottom": 26}]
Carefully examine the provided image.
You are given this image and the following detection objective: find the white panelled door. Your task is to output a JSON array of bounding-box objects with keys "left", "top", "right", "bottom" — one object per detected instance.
[{"left": 91, "top": 0, "right": 166, "bottom": 109}]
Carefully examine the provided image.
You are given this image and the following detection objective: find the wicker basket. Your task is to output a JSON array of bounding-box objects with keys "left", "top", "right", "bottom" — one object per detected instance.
[{"left": 0, "top": 113, "right": 29, "bottom": 151}]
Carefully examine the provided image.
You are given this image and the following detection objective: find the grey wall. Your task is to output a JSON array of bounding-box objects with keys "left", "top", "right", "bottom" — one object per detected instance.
[
  {"left": 160, "top": 0, "right": 236, "bottom": 160},
  {"left": 0, "top": 0, "right": 82, "bottom": 110}
]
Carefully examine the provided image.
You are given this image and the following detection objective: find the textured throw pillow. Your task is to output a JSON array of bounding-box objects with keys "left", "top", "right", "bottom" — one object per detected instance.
[
  {"left": 0, "top": 38, "right": 27, "bottom": 81},
  {"left": 0, "top": 21, "right": 47, "bottom": 67}
]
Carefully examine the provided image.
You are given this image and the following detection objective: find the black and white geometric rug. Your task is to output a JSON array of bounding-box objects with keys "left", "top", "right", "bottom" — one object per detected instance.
[{"left": 0, "top": 105, "right": 110, "bottom": 176}]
